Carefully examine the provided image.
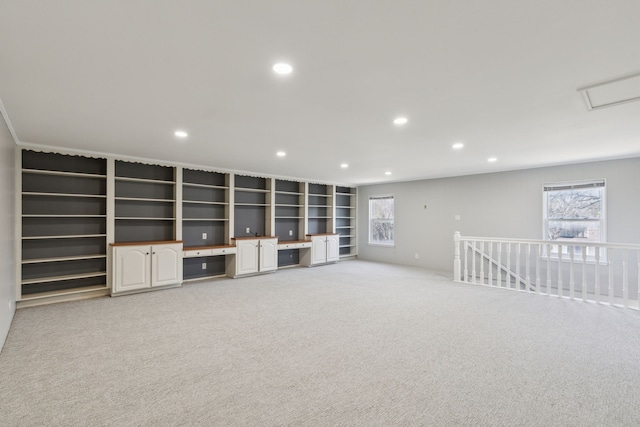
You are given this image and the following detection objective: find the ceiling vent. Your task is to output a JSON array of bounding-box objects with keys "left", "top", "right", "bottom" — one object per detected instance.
[{"left": 578, "top": 72, "right": 640, "bottom": 111}]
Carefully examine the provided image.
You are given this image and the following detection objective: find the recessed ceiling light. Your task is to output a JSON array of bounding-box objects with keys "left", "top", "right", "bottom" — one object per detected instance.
[
  {"left": 393, "top": 117, "right": 408, "bottom": 125},
  {"left": 272, "top": 63, "right": 293, "bottom": 75},
  {"left": 452, "top": 142, "right": 464, "bottom": 150},
  {"left": 385, "top": 171, "right": 392, "bottom": 176},
  {"left": 340, "top": 163, "right": 349, "bottom": 169},
  {"left": 276, "top": 151, "right": 286, "bottom": 157},
  {"left": 174, "top": 130, "right": 188, "bottom": 138},
  {"left": 488, "top": 157, "right": 497, "bottom": 162}
]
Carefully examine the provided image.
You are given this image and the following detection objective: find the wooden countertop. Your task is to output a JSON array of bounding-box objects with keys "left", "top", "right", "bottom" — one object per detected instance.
[
  {"left": 184, "top": 244, "right": 236, "bottom": 251},
  {"left": 231, "top": 236, "right": 278, "bottom": 240},
  {"left": 111, "top": 240, "right": 183, "bottom": 247}
]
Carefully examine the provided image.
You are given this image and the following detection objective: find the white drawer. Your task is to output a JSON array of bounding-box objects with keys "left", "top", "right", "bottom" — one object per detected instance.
[
  {"left": 296, "top": 242, "right": 312, "bottom": 249},
  {"left": 184, "top": 249, "right": 213, "bottom": 258},
  {"left": 211, "top": 247, "right": 236, "bottom": 256},
  {"left": 278, "top": 243, "right": 294, "bottom": 250}
]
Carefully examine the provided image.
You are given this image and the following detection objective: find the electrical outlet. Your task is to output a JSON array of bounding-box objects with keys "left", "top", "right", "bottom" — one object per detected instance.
[
  {"left": 202, "top": 232, "right": 207, "bottom": 240},
  {"left": 201, "top": 262, "right": 207, "bottom": 270},
  {"left": 246, "top": 227, "right": 251, "bottom": 233},
  {"left": 414, "top": 253, "right": 419, "bottom": 259},
  {"left": 289, "top": 230, "right": 293, "bottom": 236}
]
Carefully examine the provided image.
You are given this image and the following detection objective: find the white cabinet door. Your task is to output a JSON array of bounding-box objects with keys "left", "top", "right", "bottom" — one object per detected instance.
[
  {"left": 152, "top": 243, "right": 183, "bottom": 287},
  {"left": 236, "top": 239, "right": 259, "bottom": 275},
  {"left": 259, "top": 238, "right": 278, "bottom": 272},
  {"left": 311, "top": 236, "right": 328, "bottom": 265},
  {"left": 113, "top": 245, "right": 151, "bottom": 293},
  {"left": 326, "top": 234, "right": 340, "bottom": 263}
]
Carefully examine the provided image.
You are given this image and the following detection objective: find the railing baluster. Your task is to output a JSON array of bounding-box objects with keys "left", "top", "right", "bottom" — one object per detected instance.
[
  {"left": 623, "top": 250, "right": 628, "bottom": 308},
  {"left": 595, "top": 248, "right": 601, "bottom": 303},
  {"left": 479, "top": 241, "right": 485, "bottom": 285},
  {"left": 569, "top": 246, "right": 575, "bottom": 299},
  {"left": 582, "top": 247, "right": 587, "bottom": 302},
  {"left": 525, "top": 243, "right": 531, "bottom": 292},
  {"left": 463, "top": 241, "right": 469, "bottom": 283},
  {"left": 546, "top": 243, "right": 551, "bottom": 295},
  {"left": 515, "top": 243, "right": 521, "bottom": 291},
  {"left": 506, "top": 243, "right": 511, "bottom": 289},
  {"left": 557, "top": 244, "right": 563, "bottom": 298},
  {"left": 497, "top": 242, "right": 502, "bottom": 287},
  {"left": 535, "top": 244, "right": 540, "bottom": 294},
  {"left": 488, "top": 242, "right": 494, "bottom": 286},
  {"left": 608, "top": 248, "right": 614, "bottom": 306},
  {"left": 471, "top": 241, "right": 477, "bottom": 284}
]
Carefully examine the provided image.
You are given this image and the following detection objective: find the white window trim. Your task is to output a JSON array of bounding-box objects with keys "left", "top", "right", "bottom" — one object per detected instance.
[
  {"left": 368, "top": 194, "right": 395, "bottom": 247},
  {"left": 541, "top": 179, "right": 607, "bottom": 263}
]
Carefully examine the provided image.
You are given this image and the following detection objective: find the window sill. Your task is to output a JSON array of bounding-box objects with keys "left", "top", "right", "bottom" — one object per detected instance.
[{"left": 368, "top": 242, "right": 395, "bottom": 248}]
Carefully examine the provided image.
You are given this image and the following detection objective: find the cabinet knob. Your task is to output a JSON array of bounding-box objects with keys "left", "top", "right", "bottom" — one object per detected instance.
[{"left": 146, "top": 252, "right": 150, "bottom": 255}]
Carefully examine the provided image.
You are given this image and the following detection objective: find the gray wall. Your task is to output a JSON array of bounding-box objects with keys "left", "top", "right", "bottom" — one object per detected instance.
[
  {"left": 357, "top": 158, "right": 640, "bottom": 273},
  {"left": 0, "top": 112, "right": 16, "bottom": 350}
]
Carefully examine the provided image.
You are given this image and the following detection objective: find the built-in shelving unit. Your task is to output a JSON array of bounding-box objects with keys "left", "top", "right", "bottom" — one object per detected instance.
[
  {"left": 307, "top": 183, "right": 334, "bottom": 235},
  {"left": 114, "top": 161, "right": 176, "bottom": 242},
  {"left": 17, "top": 147, "right": 357, "bottom": 305},
  {"left": 275, "top": 179, "right": 305, "bottom": 267},
  {"left": 182, "top": 169, "right": 230, "bottom": 281},
  {"left": 336, "top": 186, "right": 357, "bottom": 258},
  {"left": 20, "top": 150, "right": 108, "bottom": 303},
  {"left": 234, "top": 175, "right": 271, "bottom": 238}
]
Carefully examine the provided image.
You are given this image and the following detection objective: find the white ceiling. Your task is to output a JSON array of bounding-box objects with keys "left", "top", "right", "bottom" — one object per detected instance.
[{"left": 1, "top": 0, "right": 640, "bottom": 185}]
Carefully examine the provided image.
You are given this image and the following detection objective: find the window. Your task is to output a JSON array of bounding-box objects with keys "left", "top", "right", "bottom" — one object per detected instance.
[
  {"left": 543, "top": 180, "right": 605, "bottom": 258},
  {"left": 369, "top": 195, "right": 394, "bottom": 246}
]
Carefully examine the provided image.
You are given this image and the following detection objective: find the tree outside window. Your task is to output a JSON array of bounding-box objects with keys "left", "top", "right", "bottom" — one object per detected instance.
[
  {"left": 369, "top": 196, "right": 394, "bottom": 245},
  {"left": 543, "top": 180, "right": 605, "bottom": 258}
]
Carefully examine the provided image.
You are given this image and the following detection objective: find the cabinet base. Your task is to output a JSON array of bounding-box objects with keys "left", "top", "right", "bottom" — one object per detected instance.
[{"left": 110, "top": 283, "right": 182, "bottom": 297}]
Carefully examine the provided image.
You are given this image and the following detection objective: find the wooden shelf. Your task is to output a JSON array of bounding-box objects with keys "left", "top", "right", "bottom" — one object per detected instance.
[
  {"left": 275, "top": 191, "right": 303, "bottom": 195},
  {"left": 115, "top": 176, "right": 175, "bottom": 185},
  {"left": 20, "top": 284, "right": 109, "bottom": 301},
  {"left": 22, "top": 254, "right": 107, "bottom": 264},
  {"left": 115, "top": 217, "right": 175, "bottom": 221},
  {"left": 183, "top": 200, "right": 228, "bottom": 206},
  {"left": 115, "top": 196, "right": 174, "bottom": 203},
  {"left": 23, "top": 192, "right": 106, "bottom": 198},
  {"left": 22, "top": 169, "right": 106, "bottom": 179},
  {"left": 183, "top": 182, "right": 228, "bottom": 190},
  {"left": 235, "top": 187, "right": 269, "bottom": 193},
  {"left": 22, "top": 214, "right": 107, "bottom": 218},
  {"left": 22, "top": 234, "right": 106, "bottom": 240},
  {"left": 22, "top": 271, "right": 107, "bottom": 285},
  {"left": 183, "top": 218, "right": 228, "bottom": 222}
]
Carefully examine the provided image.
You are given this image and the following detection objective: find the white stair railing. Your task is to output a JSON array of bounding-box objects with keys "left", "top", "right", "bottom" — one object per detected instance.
[{"left": 453, "top": 232, "right": 640, "bottom": 310}]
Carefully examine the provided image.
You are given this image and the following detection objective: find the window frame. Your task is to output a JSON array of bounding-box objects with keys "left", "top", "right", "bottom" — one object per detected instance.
[
  {"left": 542, "top": 179, "right": 606, "bottom": 261},
  {"left": 368, "top": 194, "right": 395, "bottom": 247}
]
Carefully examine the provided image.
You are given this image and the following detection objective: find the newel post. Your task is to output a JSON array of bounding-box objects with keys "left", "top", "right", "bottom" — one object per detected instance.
[{"left": 453, "top": 231, "right": 461, "bottom": 281}]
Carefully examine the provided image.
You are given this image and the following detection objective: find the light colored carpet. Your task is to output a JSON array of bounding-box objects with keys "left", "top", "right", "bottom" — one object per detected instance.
[{"left": 1, "top": 260, "right": 640, "bottom": 426}]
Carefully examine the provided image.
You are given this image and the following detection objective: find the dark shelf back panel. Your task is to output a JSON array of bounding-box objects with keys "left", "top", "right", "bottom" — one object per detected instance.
[
  {"left": 275, "top": 193, "right": 300, "bottom": 205},
  {"left": 22, "top": 237, "right": 106, "bottom": 260},
  {"left": 275, "top": 219, "right": 300, "bottom": 241},
  {"left": 115, "top": 161, "right": 174, "bottom": 181},
  {"left": 275, "top": 206, "right": 300, "bottom": 217},
  {"left": 115, "top": 200, "right": 174, "bottom": 218},
  {"left": 308, "top": 219, "right": 327, "bottom": 235},
  {"left": 235, "top": 175, "right": 266, "bottom": 190},
  {"left": 23, "top": 150, "right": 107, "bottom": 175},
  {"left": 275, "top": 180, "right": 300, "bottom": 193},
  {"left": 115, "top": 220, "right": 174, "bottom": 242},
  {"left": 23, "top": 173, "right": 106, "bottom": 195},
  {"left": 22, "top": 258, "right": 106, "bottom": 281},
  {"left": 182, "top": 222, "right": 226, "bottom": 247},
  {"left": 183, "top": 256, "right": 226, "bottom": 280},
  {"left": 308, "top": 183, "right": 328, "bottom": 195},
  {"left": 335, "top": 217, "right": 351, "bottom": 228},
  {"left": 183, "top": 186, "right": 226, "bottom": 203},
  {"left": 23, "top": 195, "right": 106, "bottom": 216},
  {"left": 183, "top": 169, "right": 226, "bottom": 186},
  {"left": 23, "top": 217, "right": 106, "bottom": 237},
  {"left": 234, "top": 206, "right": 265, "bottom": 237},
  {"left": 339, "top": 247, "right": 352, "bottom": 256},
  {"left": 115, "top": 180, "right": 174, "bottom": 199},
  {"left": 22, "top": 276, "right": 106, "bottom": 296},
  {"left": 235, "top": 191, "right": 266, "bottom": 204},
  {"left": 183, "top": 204, "right": 226, "bottom": 219},
  {"left": 278, "top": 249, "right": 299, "bottom": 267}
]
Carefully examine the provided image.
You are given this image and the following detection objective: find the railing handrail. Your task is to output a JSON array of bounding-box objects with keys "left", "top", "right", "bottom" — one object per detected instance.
[{"left": 456, "top": 234, "right": 640, "bottom": 251}]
